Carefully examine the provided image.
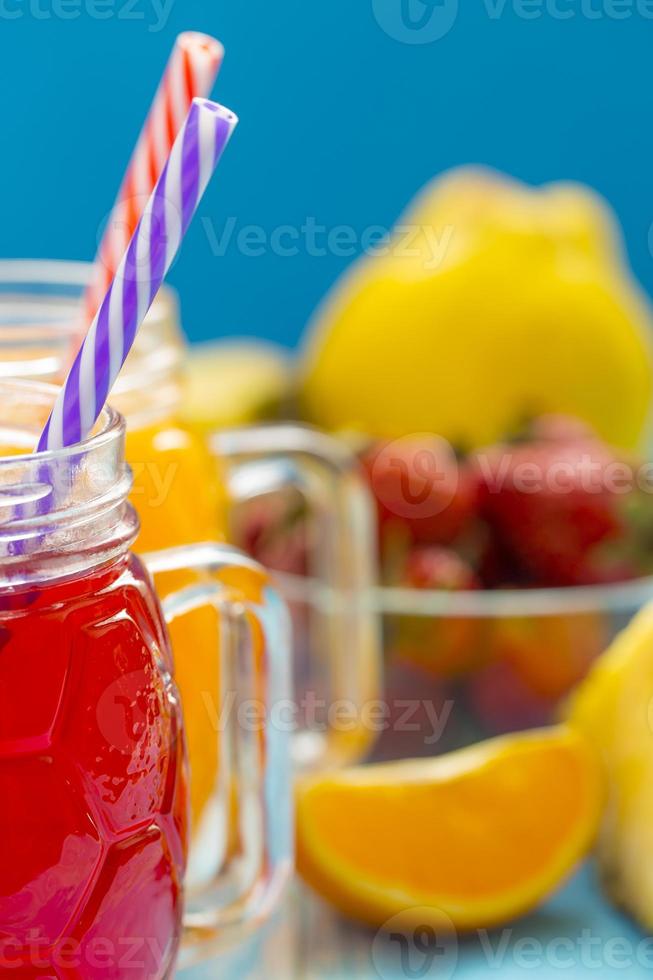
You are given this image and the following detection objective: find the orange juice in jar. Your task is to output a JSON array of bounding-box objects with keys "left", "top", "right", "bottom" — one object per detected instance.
[{"left": 113, "top": 294, "right": 230, "bottom": 832}]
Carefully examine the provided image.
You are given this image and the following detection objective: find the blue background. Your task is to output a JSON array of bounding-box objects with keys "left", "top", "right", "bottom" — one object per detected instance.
[{"left": 1, "top": 0, "right": 652, "bottom": 347}]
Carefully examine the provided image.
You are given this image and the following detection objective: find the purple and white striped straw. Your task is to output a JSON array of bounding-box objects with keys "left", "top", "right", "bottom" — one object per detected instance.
[{"left": 37, "top": 97, "right": 238, "bottom": 452}]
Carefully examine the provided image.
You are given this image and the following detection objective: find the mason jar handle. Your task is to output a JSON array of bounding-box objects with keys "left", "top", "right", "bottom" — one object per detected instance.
[
  {"left": 210, "top": 424, "right": 383, "bottom": 770},
  {"left": 143, "top": 542, "right": 293, "bottom": 966}
]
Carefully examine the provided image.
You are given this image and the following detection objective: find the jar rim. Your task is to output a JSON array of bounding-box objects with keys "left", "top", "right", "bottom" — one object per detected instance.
[
  {"left": 0, "top": 258, "right": 170, "bottom": 330},
  {"left": 0, "top": 378, "right": 136, "bottom": 582},
  {"left": 0, "top": 378, "right": 123, "bottom": 463},
  {"left": 0, "top": 259, "right": 183, "bottom": 425}
]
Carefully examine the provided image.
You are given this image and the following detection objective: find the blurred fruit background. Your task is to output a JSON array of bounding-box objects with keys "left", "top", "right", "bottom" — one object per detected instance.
[{"left": 195, "top": 142, "right": 653, "bottom": 951}]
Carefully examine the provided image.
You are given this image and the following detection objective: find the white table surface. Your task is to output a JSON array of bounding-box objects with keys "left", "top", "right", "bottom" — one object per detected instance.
[{"left": 180, "top": 865, "right": 651, "bottom": 979}]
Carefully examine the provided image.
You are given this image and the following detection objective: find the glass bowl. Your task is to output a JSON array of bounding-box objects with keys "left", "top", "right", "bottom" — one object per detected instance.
[
  {"left": 225, "top": 424, "right": 653, "bottom": 764},
  {"left": 365, "top": 576, "right": 653, "bottom": 760},
  {"left": 261, "top": 563, "right": 653, "bottom": 763}
]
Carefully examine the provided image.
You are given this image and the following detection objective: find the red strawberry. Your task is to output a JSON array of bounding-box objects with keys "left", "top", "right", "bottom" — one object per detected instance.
[
  {"left": 476, "top": 432, "right": 653, "bottom": 586},
  {"left": 393, "top": 546, "right": 484, "bottom": 679},
  {"left": 363, "top": 436, "right": 479, "bottom": 547},
  {"left": 403, "top": 545, "right": 479, "bottom": 592},
  {"left": 235, "top": 491, "right": 309, "bottom": 576}
]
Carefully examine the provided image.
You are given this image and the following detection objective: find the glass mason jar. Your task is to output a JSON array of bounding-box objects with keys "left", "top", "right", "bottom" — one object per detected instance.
[
  {"left": 0, "top": 259, "right": 382, "bottom": 796},
  {"left": 0, "top": 380, "right": 292, "bottom": 975}
]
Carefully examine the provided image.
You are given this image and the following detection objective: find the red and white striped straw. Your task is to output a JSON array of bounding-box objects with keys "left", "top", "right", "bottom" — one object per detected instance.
[{"left": 81, "top": 32, "right": 224, "bottom": 332}]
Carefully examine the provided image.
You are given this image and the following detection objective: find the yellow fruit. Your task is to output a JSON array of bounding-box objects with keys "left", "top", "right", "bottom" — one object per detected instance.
[
  {"left": 301, "top": 168, "right": 653, "bottom": 450},
  {"left": 567, "top": 601, "right": 653, "bottom": 929},
  {"left": 182, "top": 340, "right": 293, "bottom": 433},
  {"left": 296, "top": 726, "right": 601, "bottom": 931},
  {"left": 401, "top": 168, "right": 620, "bottom": 268}
]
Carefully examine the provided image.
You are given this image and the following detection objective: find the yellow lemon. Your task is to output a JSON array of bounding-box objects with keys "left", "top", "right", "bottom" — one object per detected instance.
[
  {"left": 301, "top": 168, "right": 653, "bottom": 450},
  {"left": 568, "top": 601, "right": 653, "bottom": 929}
]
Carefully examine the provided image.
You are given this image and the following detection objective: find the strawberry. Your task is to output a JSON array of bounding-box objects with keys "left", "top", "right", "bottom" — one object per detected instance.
[
  {"left": 234, "top": 491, "right": 309, "bottom": 576},
  {"left": 403, "top": 545, "right": 480, "bottom": 593},
  {"left": 363, "top": 436, "right": 479, "bottom": 548},
  {"left": 476, "top": 431, "right": 653, "bottom": 586},
  {"left": 393, "top": 546, "right": 484, "bottom": 679}
]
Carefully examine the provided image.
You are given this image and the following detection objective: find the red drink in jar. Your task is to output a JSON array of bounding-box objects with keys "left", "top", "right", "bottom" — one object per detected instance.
[
  {"left": 0, "top": 382, "right": 188, "bottom": 979},
  {"left": 0, "top": 557, "right": 187, "bottom": 977}
]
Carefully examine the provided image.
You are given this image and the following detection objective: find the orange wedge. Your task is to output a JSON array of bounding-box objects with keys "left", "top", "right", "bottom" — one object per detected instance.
[{"left": 296, "top": 726, "right": 602, "bottom": 931}]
